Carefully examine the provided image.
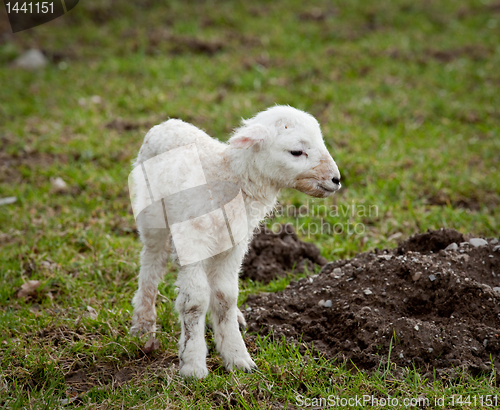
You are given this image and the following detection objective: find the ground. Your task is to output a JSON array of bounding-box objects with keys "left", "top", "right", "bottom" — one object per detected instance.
[
  {"left": 1, "top": 0, "right": 500, "bottom": 408},
  {"left": 245, "top": 228, "right": 500, "bottom": 378}
]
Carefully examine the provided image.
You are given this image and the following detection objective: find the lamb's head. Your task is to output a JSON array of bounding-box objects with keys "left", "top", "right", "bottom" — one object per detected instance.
[{"left": 229, "top": 105, "right": 341, "bottom": 198}]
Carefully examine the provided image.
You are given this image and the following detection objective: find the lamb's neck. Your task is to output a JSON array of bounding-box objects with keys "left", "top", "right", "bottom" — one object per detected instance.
[{"left": 225, "top": 147, "right": 280, "bottom": 207}]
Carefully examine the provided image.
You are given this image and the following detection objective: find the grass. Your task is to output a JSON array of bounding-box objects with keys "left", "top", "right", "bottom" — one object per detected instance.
[{"left": 0, "top": 0, "right": 499, "bottom": 408}]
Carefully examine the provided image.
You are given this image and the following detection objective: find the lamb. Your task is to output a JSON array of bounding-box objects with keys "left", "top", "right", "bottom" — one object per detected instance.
[{"left": 128, "top": 105, "right": 341, "bottom": 378}]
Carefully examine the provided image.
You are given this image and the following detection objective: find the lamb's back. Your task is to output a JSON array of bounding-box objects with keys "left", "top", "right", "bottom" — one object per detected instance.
[{"left": 136, "top": 119, "right": 226, "bottom": 164}]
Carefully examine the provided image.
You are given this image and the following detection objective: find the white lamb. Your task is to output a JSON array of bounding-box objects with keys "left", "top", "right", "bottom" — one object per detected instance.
[{"left": 129, "top": 105, "right": 341, "bottom": 378}]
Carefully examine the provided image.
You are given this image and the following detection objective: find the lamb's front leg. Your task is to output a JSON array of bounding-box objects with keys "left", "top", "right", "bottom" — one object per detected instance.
[
  {"left": 176, "top": 263, "right": 210, "bottom": 378},
  {"left": 209, "top": 265, "right": 256, "bottom": 373}
]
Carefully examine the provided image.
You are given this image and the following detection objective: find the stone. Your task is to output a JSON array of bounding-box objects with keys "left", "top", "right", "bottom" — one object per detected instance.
[
  {"left": 469, "top": 238, "right": 488, "bottom": 247},
  {"left": 445, "top": 243, "right": 458, "bottom": 251},
  {"left": 14, "top": 49, "right": 47, "bottom": 70}
]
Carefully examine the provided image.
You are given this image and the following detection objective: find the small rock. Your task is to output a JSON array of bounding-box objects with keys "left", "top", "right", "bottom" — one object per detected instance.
[
  {"left": 429, "top": 274, "right": 436, "bottom": 282},
  {"left": 318, "top": 299, "right": 325, "bottom": 307},
  {"left": 458, "top": 254, "right": 470, "bottom": 262},
  {"left": 494, "top": 245, "right": 500, "bottom": 252},
  {"left": 412, "top": 271, "right": 422, "bottom": 281},
  {"left": 445, "top": 243, "right": 458, "bottom": 251},
  {"left": 469, "top": 238, "right": 488, "bottom": 247},
  {"left": 399, "top": 352, "right": 404, "bottom": 359},
  {"left": 428, "top": 348, "right": 434, "bottom": 353},
  {"left": 14, "top": 49, "right": 48, "bottom": 70},
  {"left": 414, "top": 325, "right": 419, "bottom": 331},
  {"left": 378, "top": 254, "right": 392, "bottom": 261},
  {"left": 51, "top": 177, "right": 68, "bottom": 193},
  {"left": 323, "top": 300, "right": 332, "bottom": 308},
  {"left": 490, "top": 238, "right": 499, "bottom": 245},
  {"left": 483, "top": 339, "right": 488, "bottom": 348},
  {"left": 363, "top": 288, "right": 373, "bottom": 296},
  {"left": 493, "top": 287, "right": 500, "bottom": 294},
  {"left": 90, "top": 95, "right": 102, "bottom": 104},
  {"left": 460, "top": 242, "right": 469, "bottom": 247},
  {"left": 0, "top": 197, "right": 17, "bottom": 206},
  {"left": 330, "top": 267, "right": 344, "bottom": 279},
  {"left": 87, "top": 306, "right": 98, "bottom": 320}
]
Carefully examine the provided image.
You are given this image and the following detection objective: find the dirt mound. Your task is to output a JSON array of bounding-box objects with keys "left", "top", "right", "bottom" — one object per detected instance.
[
  {"left": 241, "top": 224, "right": 327, "bottom": 284},
  {"left": 397, "top": 228, "right": 465, "bottom": 254},
  {"left": 244, "top": 229, "right": 500, "bottom": 376}
]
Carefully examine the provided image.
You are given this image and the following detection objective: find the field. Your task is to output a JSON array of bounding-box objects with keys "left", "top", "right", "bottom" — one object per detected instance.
[{"left": 1, "top": 0, "right": 500, "bottom": 408}]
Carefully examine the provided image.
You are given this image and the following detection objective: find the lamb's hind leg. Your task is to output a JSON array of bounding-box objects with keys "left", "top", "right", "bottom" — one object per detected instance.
[
  {"left": 209, "top": 256, "right": 256, "bottom": 372},
  {"left": 130, "top": 229, "right": 170, "bottom": 336},
  {"left": 176, "top": 262, "right": 210, "bottom": 378}
]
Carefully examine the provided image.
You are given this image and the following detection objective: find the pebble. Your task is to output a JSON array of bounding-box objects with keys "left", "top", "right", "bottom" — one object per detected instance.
[
  {"left": 414, "top": 325, "right": 419, "bottom": 331},
  {"left": 494, "top": 245, "right": 500, "bottom": 252},
  {"left": 51, "top": 177, "right": 68, "bottom": 193},
  {"left": 491, "top": 238, "right": 499, "bottom": 245},
  {"left": 323, "top": 300, "right": 332, "bottom": 308},
  {"left": 444, "top": 243, "right": 458, "bottom": 251},
  {"left": 460, "top": 242, "right": 469, "bottom": 247},
  {"left": 330, "top": 267, "right": 344, "bottom": 279},
  {"left": 469, "top": 238, "right": 488, "bottom": 247},
  {"left": 378, "top": 254, "right": 392, "bottom": 261},
  {"left": 14, "top": 49, "right": 48, "bottom": 69},
  {"left": 399, "top": 352, "right": 404, "bottom": 359},
  {"left": 493, "top": 287, "right": 500, "bottom": 294},
  {"left": 0, "top": 197, "right": 17, "bottom": 206},
  {"left": 429, "top": 274, "right": 436, "bottom": 282},
  {"left": 363, "top": 288, "right": 373, "bottom": 296},
  {"left": 412, "top": 271, "right": 422, "bottom": 281}
]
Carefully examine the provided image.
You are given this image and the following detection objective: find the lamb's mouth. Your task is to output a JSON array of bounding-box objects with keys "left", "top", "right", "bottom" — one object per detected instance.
[
  {"left": 294, "top": 178, "right": 336, "bottom": 198},
  {"left": 318, "top": 184, "right": 336, "bottom": 193}
]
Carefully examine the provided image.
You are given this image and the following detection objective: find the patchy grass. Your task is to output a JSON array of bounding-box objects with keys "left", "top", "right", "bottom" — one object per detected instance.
[{"left": 0, "top": 0, "right": 499, "bottom": 408}]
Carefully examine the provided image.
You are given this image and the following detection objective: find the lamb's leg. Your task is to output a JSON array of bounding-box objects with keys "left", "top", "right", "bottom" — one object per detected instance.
[
  {"left": 130, "top": 229, "right": 170, "bottom": 336},
  {"left": 209, "top": 266, "right": 256, "bottom": 373},
  {"left": 176, "top": 262, "right": 210, "bottom": 378}
]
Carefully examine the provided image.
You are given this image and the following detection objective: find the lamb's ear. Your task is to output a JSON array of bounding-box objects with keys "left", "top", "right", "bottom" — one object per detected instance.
[{"left": 229, "top": 124, "right": 270, "bottom": 149}]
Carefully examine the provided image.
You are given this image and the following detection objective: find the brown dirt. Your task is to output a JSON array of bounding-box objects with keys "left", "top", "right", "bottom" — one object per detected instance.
[
  {"left": 244, "top": 228, "right": 500, "bottom": 377},
  {"left": 241, "top": 224, "right": 327, "bottom": 284}
]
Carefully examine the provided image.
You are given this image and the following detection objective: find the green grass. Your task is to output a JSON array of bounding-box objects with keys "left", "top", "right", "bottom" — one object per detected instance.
[{"left": 1, "top": 0, "right": 499, "bottom": 408}]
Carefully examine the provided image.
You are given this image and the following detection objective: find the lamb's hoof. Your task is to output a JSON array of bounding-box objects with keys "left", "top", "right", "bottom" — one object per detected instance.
[
  {"left": 179, "top": 363, "right": 209, "bottom": 379},
  {"left": 227, "top": 357, "right": 257, "bottom": 373},
  {"left": 129, "top": 321, "right": 155, "bottom": 337}
]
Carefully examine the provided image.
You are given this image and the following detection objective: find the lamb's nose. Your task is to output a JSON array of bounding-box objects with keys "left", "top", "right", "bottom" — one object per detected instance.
[{"left": 332, "top": 177, "right": 340, "bottom": 185}]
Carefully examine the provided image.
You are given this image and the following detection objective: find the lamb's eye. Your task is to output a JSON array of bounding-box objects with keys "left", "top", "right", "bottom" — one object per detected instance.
[{"left": 290, "top": 150, "right": 303, "bottom": 156}]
